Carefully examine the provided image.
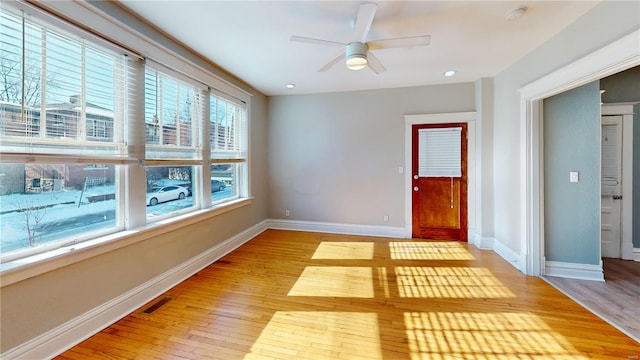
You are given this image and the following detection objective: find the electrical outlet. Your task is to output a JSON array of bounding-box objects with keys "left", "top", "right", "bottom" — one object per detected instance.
[
  {"left": 383, "top": 215, "right": 389, "bottom": 222},
  {"left": 285, "top": 209, "right": 290, "bottom": 217}
]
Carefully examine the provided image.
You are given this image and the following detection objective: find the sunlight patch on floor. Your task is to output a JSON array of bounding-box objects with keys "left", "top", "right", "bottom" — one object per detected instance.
[
  {"left": 390, "top": 241, "right": 475, "bottom": 260},
  {"left": 396, "top": 267, "right": 515, "bottom": 298},
  {"left": 404, "top": 312, "right": 586, "bottom": 360},
  {"left": 288, "top": 266, "right": 374, "bottom": 297},
  {"left": 245, "top": 311, "right": 382, "bottom": 360},
  {"left": 312, "top": 241, "right": 375, "bottom": 260}
]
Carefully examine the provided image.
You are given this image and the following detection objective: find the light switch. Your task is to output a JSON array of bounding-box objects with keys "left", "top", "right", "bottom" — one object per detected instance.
[{"left": 569, "top": 171, "right": 579, "bottom": 183}]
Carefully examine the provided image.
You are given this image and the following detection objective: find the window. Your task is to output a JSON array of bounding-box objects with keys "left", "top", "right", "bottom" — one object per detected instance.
[
  {"left": 0, "top": 163, "right": 118, "bottom": 261},
  {"left": 144, "top": 66, "right": 202, "bottom": 220},
  {"left": 0, "top": 3, "right": 251, "bottom": 266},
  {"left": 0, "top": 7, "right": 128, "bottom": 262},
  {"left": 145, "top": 166, "right": 193, "bottom": 218},
  {"left": 0, "top": 10, "right": 125, "bottom": 152},
  {"left": 418, "top": 127, "right": 462, "bottom": 177},
  {"left": 209, "top": 93, "right": 247, "bottom": 203},
  {"left": 145, "top": 66, "right": 200, "bottom": 157}
]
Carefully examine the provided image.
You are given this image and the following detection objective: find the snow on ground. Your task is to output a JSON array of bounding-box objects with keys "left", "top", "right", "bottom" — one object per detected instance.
[
  {"left": 0, "top": 181, "right": 192, "bottom": 254},
  {"left": 0, "top": 179, "right": 230, "bottom": 256},
  {"left": 0, "top": 187, "right": 117, "bottom": 253}
]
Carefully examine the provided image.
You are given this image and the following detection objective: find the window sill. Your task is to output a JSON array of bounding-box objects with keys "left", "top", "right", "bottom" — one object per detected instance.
[{"left": 0, "top": 197, "right": 253, "bottom": 287}]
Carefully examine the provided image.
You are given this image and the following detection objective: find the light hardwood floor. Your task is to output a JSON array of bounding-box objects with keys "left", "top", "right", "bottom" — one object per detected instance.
[
  {"left": 544, "top": 257, "right": 640, "bottom": 342},
  {"left": 58, "top": 230, "right": 640, "bottom": 359}
]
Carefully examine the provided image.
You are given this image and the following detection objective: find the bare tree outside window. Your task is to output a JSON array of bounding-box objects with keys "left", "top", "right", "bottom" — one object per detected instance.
[
  {"left": 0, "top": 52, "right": 43, "bottom": 107},
  {"left": 10, "top": 198, "right": 48, "bottom": 247}
]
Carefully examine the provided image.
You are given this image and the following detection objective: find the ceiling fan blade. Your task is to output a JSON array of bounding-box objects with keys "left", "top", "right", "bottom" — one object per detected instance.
[
  {"left": 353, "top": 3, "right": 377, "bottom": 42},
  {"left": 290, "top": 35, "right": 345, "bottom": 47},
  {"left": 366, "top": 51, "right": 386, "bottom": 74},
  {"left": 368, "top": 35, "right": 431, "bottom": 50},
  {"left": 318, "top": 52, "right": 346, "bottom": 72}
]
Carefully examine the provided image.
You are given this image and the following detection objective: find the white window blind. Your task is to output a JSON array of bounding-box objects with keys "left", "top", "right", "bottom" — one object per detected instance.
[
  {"left": 418, "top": 127, "right": 462, "bottom": 177},
  {"left": 210, "top": 92, "right": 246, "bottom": 161},
  {"left": 601, "top": 123, "right": 620, "bottom": 186},
  {"left": 144, "top": 66, "right": 203, "bottom": 159},
  {"left": 0, "top": 8, "right": 128, "bottom": 158}
]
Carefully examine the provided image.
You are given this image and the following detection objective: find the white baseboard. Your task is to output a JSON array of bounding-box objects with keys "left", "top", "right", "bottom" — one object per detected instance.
[
  {"left": 266, "top": 219, "right": 407, "bottom": 239},
  {"left": 545, "top": 260, "right": 604, "bottom": 281},
  {"left": 1, "top": 220, "right": 269, "bottom": 360},
  {"left": 634, "top": 248, "right": 640, "bottom": 262},
  {"left": 470, "top": 235, "right": 523, "bottom": 273},
  {"left": 471, "top": 234, "right": 494, "bottom": 250},
  {"left": 493, "top": 238, "right": 523, "bottom": 271}
]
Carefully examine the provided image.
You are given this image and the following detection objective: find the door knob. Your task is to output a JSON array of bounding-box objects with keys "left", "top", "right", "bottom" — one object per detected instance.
[{"left": 413, "top": 186, "right": 419, "bottom": 192}]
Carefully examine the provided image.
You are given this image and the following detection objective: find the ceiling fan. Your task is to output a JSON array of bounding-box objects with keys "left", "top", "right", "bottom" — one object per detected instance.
[{"left": 290, "top": 2, "right": 430, "bottom": 74}]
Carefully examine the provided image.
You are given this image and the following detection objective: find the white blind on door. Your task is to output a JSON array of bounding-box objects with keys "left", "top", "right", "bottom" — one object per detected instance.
[
  {"left": 418, "top": 127, "right": 462, "bottom": 177},
  {"left": 601, "top": 123, "right": 619, "bottom": 186}
]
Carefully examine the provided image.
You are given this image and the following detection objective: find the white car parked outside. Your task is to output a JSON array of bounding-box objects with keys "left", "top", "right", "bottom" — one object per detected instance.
[{"left": 146, "top": 185, "right": 188, "bottom": 206}]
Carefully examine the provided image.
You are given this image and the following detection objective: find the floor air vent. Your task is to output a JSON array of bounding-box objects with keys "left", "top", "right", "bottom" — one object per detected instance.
[{"left": 142, "top": 297, "right": 172, "bottom": 314}]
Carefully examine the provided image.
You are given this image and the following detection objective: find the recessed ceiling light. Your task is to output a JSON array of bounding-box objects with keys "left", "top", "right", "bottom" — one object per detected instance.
[
  {"left": 285, "top": 84, "right": 295, "bottom": 89},
  {"left": 505, "top": 6, "right": 528, "bottom": 21},
  {"left": 444, "top": 70, "right": 456, "bottom": 77}
]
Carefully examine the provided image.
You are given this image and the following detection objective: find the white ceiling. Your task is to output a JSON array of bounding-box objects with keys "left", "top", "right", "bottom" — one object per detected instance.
[{"left": 118, "top": 1, "right": 599, "bottom": 96}]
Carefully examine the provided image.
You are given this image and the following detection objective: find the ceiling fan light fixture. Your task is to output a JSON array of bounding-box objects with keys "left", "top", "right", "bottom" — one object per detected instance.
[
  {"left": 346, "top": 42, "right": 368, "bottom": 70},
  {"left": 346, "top": 55, "right": 367, "bottom": 70}
]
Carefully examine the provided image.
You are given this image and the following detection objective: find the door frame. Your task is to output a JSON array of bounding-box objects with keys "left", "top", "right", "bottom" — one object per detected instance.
[
  {"left": 602, "top": 103, "right": 636, "bottom": 260},
  {"left": 519, "top": 29, "right": 639, "bottom": 276},
  {"left": 404, "top": 112, "right": 477, "bottom": 240}
]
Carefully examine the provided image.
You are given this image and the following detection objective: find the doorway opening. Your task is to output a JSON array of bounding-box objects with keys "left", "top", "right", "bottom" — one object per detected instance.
[{"left": 519, "top": 30, "right": 639, "bottom": 277}]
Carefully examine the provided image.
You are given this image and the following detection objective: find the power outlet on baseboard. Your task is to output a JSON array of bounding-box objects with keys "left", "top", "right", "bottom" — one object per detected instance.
[{"left": 285, "top": 209, "right": 290, "bottom": 217}]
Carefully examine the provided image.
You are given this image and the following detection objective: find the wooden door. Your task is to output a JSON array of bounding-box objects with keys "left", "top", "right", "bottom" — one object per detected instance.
[
  {"left": 412, "top": 123, "right": 467, "bottom": 241},
  {"left": 601, "top": 116, "right": 622, "bottom": 258}
]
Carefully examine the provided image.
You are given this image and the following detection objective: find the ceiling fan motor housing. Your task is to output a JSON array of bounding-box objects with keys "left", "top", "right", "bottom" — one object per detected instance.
[{"left": 346, "top": 42, "right": 368, "bottom": 69}]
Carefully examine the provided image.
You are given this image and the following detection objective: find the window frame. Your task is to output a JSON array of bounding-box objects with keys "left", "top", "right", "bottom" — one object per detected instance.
[
  {"left": 209, "top": 91, "right": 249, "bottom": 205},
  {"left": 0, "top": 1, "right": 253, "bottom": 277}
]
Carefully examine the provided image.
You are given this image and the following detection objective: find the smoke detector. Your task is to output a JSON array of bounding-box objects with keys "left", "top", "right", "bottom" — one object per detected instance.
[{"left": 505, "top": 6, "right": 528, "bottom": 21}]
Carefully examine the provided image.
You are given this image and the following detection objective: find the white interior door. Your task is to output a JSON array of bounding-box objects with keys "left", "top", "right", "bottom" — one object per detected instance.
[{"left": 601, "top": 115, "right": 623, "bottom": 258}]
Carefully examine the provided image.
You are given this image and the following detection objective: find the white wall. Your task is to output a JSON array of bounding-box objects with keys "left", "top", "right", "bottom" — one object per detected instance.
[
  {"left": 475, "top": 78, "right": 495, "bottom": 240},
  {"left": 493, "top": 1, "right": 640, "bottom": 257},
  {"left": 268, "top": 84, "right": 475, "bottom": 227}
]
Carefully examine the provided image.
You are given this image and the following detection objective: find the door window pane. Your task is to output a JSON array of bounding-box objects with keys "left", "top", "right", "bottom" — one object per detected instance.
[{"left": 418, "top": 127, "right": 462, "bottom": 177}]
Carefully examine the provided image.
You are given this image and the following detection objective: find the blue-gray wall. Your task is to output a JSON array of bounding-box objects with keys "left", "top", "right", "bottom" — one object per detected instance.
[
  {"left": 600, "top": 66, "right": 640, "bottom": 248},
  {"left": 543, "top": 81, "right": 601, "bottom": 265}
]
